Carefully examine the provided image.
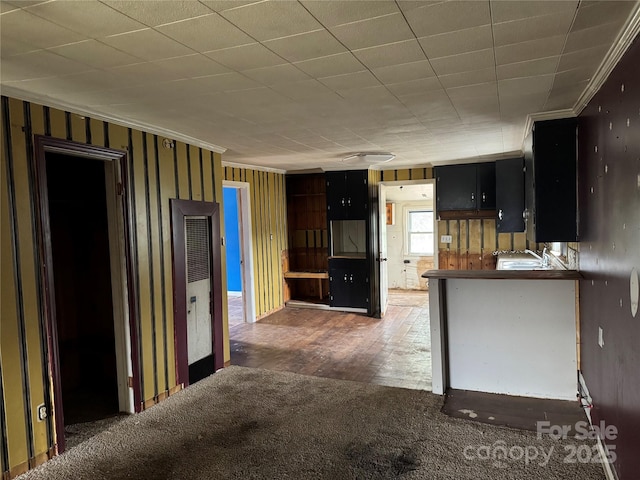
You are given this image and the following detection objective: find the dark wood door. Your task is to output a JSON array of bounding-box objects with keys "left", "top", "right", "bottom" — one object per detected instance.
[{"left": 496, "top": 158, "right": 525, "bottom": 232}]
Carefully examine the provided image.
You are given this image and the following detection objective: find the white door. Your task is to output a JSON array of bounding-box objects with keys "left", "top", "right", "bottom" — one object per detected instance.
[
  {"left": 379, "top": 185, "right": 389, "bottom": 316},
  {"left": 185, "top": 217, "right": 213, "bottom": 375}
]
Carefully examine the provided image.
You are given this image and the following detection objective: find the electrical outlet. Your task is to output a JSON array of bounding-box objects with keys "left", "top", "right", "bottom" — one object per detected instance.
[
  {"left": 441, "top": 235, "right": 452, "bottom": 244},
  {"left": 37, "top": 404, "right": 47, "bottom": 421},
  {"left": 598, "top": 327, "right": 604, "bottom": 348}
]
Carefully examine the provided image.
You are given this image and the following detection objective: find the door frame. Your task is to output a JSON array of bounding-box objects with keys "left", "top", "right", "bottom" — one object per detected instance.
[
  {"left": 33, "top": 135, "right": 140, "bottom": 453},
  {"left": 222, "top": 180, "right": 257, "bottom": 323},
  {"left": 378, "top": 179, "right": 438, "bottom": 306},
  {"left": 170, "top": 199, "right": 224, "bottom": 386}
]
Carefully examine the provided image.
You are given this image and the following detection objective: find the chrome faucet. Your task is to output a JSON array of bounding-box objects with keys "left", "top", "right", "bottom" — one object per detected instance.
[{"left": 524, "top": 248, "right": 551, "bottom": 267}]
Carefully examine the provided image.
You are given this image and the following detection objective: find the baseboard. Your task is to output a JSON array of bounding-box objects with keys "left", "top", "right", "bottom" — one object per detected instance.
[
  {"left": 578, "top": 372, "right": 619, "bottom": 480},
  {"left": 142, "top": 384, "right": 185, "bottom": 411},
  {"left": 5, "top": 447, "right": 55, "bottom": 479}
]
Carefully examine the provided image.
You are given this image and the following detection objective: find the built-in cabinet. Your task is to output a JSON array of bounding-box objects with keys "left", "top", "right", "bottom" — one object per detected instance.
[
  {"left": 496, "top": 158, "right": 525, "bottom": 233},
  {"left": 435, "top": 162, "right": 496, "bottom": 214},
  {"left": 328, "top": 258, "right": 369, "bottom": 309},
  {"left": 524, "top": 118, "right": 577, "bottom": 242},
  {"left": 326, "top": 170, "right": 368, "bottom": 220}
]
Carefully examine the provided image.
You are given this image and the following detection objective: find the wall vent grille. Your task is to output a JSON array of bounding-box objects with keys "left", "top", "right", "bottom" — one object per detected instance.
[{"left": 186, "top": 217, "right": 210, "bottom": 284}]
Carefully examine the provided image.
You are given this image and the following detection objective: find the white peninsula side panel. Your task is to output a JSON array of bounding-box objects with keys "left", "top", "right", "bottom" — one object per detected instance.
[{"left": 446, "top": 278, "right": 577, "bottom": 400}]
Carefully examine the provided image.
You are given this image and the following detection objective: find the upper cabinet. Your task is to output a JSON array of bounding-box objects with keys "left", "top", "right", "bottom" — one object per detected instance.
[
  {"left": 325, "top": 170, "right": 368, "bottom": 220},
  {"left": 524, "top": 118, "right": 578, "bottom": 243},
  {"left": 435, "top": 162, "right": 496, "bottom": 214},
  {"left": 496, "top": 158, "right": 525, "bottom": 233}
]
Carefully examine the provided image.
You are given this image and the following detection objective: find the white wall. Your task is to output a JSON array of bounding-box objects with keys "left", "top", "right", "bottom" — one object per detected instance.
[{"left": 386, "top": 199, "right": 434, "bottom": 290}]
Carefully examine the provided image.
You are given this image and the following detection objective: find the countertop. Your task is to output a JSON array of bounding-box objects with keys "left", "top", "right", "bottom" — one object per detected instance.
[{"left": 421, "top": 269, "right": 582, "bottom": 280}]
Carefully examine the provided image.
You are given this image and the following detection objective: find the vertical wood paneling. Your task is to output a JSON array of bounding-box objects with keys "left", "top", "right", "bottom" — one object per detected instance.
[
  {"left": 189, "top": 145, "right": 201, "bottom": 200},
  {"left": 176, "top": 143, "right": 189, "bottom": 200},
  {"left": 69, "top": 113, "right": 85, "bottom": 144},
  {"left": 130, "top": 130, "right": 155, "bottom": 402},
  {"left": 157, "top": 138, "right": 177, "bottom": 389},
  {"left": 202, "top": 153, "right": 214, "bottom": 202},
  {"left": 89, "top": 118, "right": 104, "bottom": 146}
]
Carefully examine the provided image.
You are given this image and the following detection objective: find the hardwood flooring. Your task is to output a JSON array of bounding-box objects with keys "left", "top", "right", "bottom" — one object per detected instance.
[{"left": 229, "top": 290, "right": 431, "bottom": 390}]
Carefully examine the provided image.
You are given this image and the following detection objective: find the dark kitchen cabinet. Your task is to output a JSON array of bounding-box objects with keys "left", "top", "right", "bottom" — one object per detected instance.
[
  {"left": 524, "top": 118, "right": 577, "bottom": 242},
  {"left": 328, "top": 258, "right": 369, "bottom": 309},
  {"left": 496, "top": 158, "right": 525, "bottom": 233},
  {"left": 435, "top": 162, "right": 496, "bottom": 213},
  {"left": 326, "top": 170, "right": 368, "bottom": 220}
]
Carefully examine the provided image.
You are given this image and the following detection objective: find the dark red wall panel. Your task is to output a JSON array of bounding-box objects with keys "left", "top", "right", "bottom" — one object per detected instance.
[{"left": 578, "top": 37, "right": 640, "bottom": 480}]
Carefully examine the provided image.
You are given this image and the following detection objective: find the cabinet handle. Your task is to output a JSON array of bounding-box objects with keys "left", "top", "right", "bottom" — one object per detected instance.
[
  {"left": 347, "top": 197, "right": 351, "bottom": 206},
  {"left": 349, "top": 274, "right": 354, "bottom": 283},
  {"left": 482, "top": 192, "right": 486, "bottom": 202},
  {"left": 471, "top": 192, "right": 475, "bottom": 201},
  {"left": 343, "top": 274, "right": 348, "bottom": 282},
  {"left": 498, "top": 209, "right": 503, "bottom": 220},
  {"left": 341, "top": 198, "right": 346, "bottom": 207}
]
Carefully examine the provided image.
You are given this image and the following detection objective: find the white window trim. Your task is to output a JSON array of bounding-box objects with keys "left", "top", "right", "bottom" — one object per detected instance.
[{"left": 404, "top": 207, "right": 435, "bottom": 256}]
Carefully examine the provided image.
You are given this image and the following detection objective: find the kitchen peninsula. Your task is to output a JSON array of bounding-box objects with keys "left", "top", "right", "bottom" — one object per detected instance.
[{"left": 422, "top": 269, "right": 581, "bottom": 400}]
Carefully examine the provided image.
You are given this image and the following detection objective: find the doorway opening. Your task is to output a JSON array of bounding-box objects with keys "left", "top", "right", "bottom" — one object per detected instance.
[
  {"left": 35, "top": 136, "right": 138, "bottom": 453},
  {"left": 223, "top": 181, "right": 256, "bottom": 324}
]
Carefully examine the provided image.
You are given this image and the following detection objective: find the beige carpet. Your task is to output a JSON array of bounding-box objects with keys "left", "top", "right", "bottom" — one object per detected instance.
[{"left": 20, "top": 367, "right": 605, "bottom": 479}]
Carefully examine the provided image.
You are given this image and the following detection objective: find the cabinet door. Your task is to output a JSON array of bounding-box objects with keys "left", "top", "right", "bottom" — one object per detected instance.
[
  {"left": 496, "top": 158, "right": 525, "bottom": 232},
  {"left": 476, "top": 162, "right": 496, "bottom": 210},
  {"left": 436, "top": 164, "right": 477, "bottom": 212},
  {"left": 344, "top": 170, "right": 368, "bottom": 219},
  {"left": 329, "top": 259, "right": 369, "bottom": 308},
  {"left": 325, "top": 171, "right": 348, "bottom": 220}
]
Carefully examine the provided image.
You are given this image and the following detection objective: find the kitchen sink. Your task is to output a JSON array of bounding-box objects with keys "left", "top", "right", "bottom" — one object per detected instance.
[{"left": 496, "top": 252, "right": 556, "bottom": 270}]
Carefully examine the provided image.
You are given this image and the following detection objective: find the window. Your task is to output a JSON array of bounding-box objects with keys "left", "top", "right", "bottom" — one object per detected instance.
[{"left": 407, "top": 210, "right": 434, "bottom": 255}]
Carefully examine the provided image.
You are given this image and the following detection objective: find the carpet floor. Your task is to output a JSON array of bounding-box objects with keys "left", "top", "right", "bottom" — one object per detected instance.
[{"left": 20, "top": 367, "right": 605, "bottom": 480}]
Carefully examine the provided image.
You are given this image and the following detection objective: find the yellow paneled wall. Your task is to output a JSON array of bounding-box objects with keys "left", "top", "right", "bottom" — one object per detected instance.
[
  {"left": 223, "top": 166, "right": 288, "bottom": 319},
  {"left": 0, "top": 96, "right": 225, "bottom": 477}
]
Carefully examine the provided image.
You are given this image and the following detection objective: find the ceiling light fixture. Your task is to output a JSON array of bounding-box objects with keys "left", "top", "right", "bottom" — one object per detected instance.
[{"left": 342, "top": 152, "right": 395, "bottom": 164}]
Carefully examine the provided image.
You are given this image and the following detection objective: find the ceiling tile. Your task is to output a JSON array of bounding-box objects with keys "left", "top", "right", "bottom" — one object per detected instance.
[
  {"left": 499, "top": 91, "right": 549, "bottom": 116},
  {"left": 564, "top": 22, "right": 623, "bottom": 53},
  {"left": 200, "top": 1, "right": 263, "bottom": 13},
  {"left": 152, "top": 54, "right": 231, "bottom": 78},
  {"left": 157, "top": 13, "right": 254, "bottom": 52},
  {"left": 419, "top": 25, "right": 493, "bottom": 59},
  {"left": 191, "top": 72, "right": 263, "bottom": 93},
  {"left": 0, "top": 2, "right": 18, "bottom": 13},
  {"left": 329, "top": 13, "right": 414, "bottom": 50},
  {"left": 25, "top": 1, "right": 146, "bottom": 37},
  {"left": 386, "top": 77, "right": 443, "bottom": 97},
  {"left": 494, "top": 35, "right": 566, "bottom": 65},
  {"left": 0, "top": 36, "right": 40, "bottom": 57},
  {"left": 0, "top": 9, "right": 86, "bottom": 49},
  {"left": 544, "top": 80, "right": 589, "bottom": 110},
  {"left": 430, "top": 48, "right": 495, "bottom": 76},
  {"left": 372, "top": 59, "right": 435, "bottom": 84},
  {"left": 204, "top": 43, "right": 286, "bottom": 71},
  {"left": 219, "top": 1, "right": 322, "bottom": 41},
  {"left": 552, "top": 67, "right": 595, "bottom": 90},
  {"left": 446, "top": 82, "right": 497, "bottom": 100},
  {"left": 102, "top": 0, "right": 214, "bottom": 27},
  {"left": 49, "top": 40, "right": 140, "bottom": 69},
  {"left": 270, "top": 79, "right": 338, "bottom": 101},
  {"left": 1, "top": 50, "right": 93, "bottom": 81},
  {"left": 498, "top": 74, "right": 555, "bottom": 97},
  {"left": 102, "top": 28, "right": 193, "bottom": 61},
  {"left": 492, "top": 13, "right": 574, "bottom": 47},
  {"left": 353, "top": 40, "right": 425, "bottom": 69},
  {"left": 556, "top": 45, "right": 608, "bottom": 73},
  {"left": 496, "top": 56, "right": 560, "bottom": 81},
  {"left": 300, "top": 0, "right": 400, "bottom": 27},
  {"left": 318, "top": 70, "right": 380, "bottom": 91},
  {"left": 439, "top": 68, "right": 496, "bottom": 89},
  {"left": 571, "top": 1, "right": 635, "bottom": 32},
  {"left": 293, "top": 52, "right": 363, "bottom": 78},
  {"left": 109, "top": 61, "right": 182, "bottom": 85},
  {"left": 242, "top": 64, "right": 310, "bottom": 85},
  {"left": 406, "top": 1, "right": 490, "bottom": 37},
  {"left": 263, "top": 30, "right": 347, "bottom": 63},
  {"left": 490, "top": 1, "right": 579, "bottom": 24}
]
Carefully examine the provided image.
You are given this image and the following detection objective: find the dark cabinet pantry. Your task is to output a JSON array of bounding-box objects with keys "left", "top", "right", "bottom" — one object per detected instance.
[
  {"left": 325, "top": 170, "right": 368, "bottom": 220},
  {"left": 435, "top": 162, "right": 496, "bottom": 214}
]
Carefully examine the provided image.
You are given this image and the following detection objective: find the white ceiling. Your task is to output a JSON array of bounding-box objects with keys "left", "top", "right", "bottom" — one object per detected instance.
[{"left": 1, "top": 0, "right": 638, "bottom": 172}]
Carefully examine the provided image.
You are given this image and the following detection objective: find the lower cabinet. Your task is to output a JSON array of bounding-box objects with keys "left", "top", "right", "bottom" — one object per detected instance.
[{"left": 328, "top": 258, "right": 369, "bottom": 309}]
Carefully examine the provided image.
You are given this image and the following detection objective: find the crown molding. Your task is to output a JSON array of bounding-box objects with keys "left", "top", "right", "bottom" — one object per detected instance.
[
  {"left": 573, "top": 2, "right": 640, "bottom": 115},
  {"left": 221, "top": 160, "right": 286, "bottom": 174},
  {"left": 0, "top": 85, "right": 227, "bottom": 154},
  {"left": 522, "top": 108, "right": 575, "bottom": 144}
]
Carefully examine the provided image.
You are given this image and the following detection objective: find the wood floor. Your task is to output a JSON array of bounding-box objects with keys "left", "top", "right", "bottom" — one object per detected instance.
[{"left": 228, "top": 290, "right": 431, "bottom": 390}]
